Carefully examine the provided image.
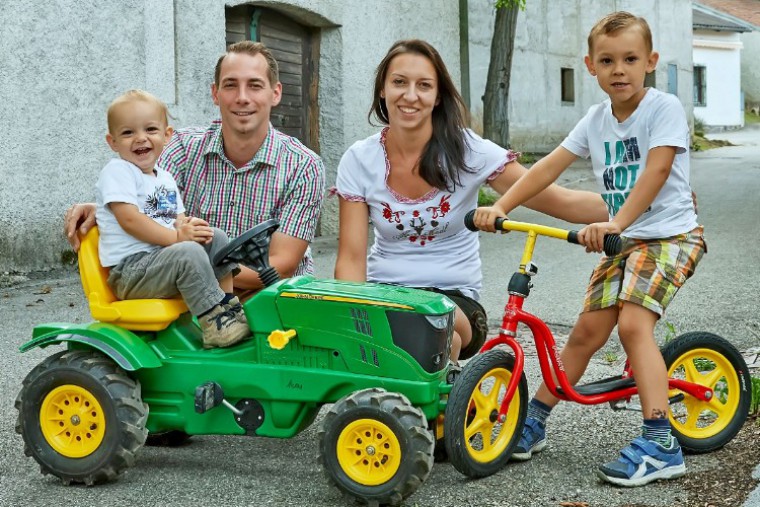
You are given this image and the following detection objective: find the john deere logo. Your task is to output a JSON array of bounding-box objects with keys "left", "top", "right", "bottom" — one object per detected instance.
[{"left": 286, "top": 380, "right": 303, "bottom": 390}]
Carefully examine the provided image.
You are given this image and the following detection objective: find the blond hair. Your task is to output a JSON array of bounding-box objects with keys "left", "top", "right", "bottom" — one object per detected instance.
[
  {"left": 214, "top": 41, "right": 279, "bottom": 87},
  {"left": 107, "top": 89, "right": 169, "bottom": 133},
  {"left": 588, "top": 11, "right": 653, "bottom": 55}
]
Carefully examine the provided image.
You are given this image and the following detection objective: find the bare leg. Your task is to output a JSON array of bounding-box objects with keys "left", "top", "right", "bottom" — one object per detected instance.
[
  {"left": 533, "top": 306, "right": 619, "bottom": 407},
  {"left": 617, "top": 302, "right": 667, "bottom": 418},
  {"left": 219, "top": 273, "right": 233, "bottom": 294},
  {"left": 449, "top": 307, "right": 471, "bottom": 362}
]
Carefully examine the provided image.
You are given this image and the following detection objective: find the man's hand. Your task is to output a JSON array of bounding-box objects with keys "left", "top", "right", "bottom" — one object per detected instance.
[
  {"left": 577, "top": 221, "right": 622, "bottom": 253},
  {"left": 175, "top": 216, "right": 214, "bottom": 244},
  {"left": 64, "top": 203, "right": 97, "bottom": 252},
  {"left": 472, "top": 204, "right": 508, "bottom": 233}
]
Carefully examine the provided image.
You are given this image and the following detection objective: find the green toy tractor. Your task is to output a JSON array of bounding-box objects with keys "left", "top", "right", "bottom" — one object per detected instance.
[{"left": 15, "top": 220, "right": 519, "bottom": 506}]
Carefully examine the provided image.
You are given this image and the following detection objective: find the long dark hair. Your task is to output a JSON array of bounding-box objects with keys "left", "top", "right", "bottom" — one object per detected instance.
[{"left": 369, "top": 39, "right": 474, "bottom": 192}]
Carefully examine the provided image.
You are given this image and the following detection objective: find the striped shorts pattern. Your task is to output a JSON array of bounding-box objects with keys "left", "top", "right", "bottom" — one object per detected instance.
[{"left": 583, "top": 226, "right": 706, "bottom": 316}]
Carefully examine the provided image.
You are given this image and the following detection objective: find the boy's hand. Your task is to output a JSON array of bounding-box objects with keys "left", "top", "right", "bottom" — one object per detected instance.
[
  {"left": 577, "top": 221, "right": 622, "bottom": 253},
  {"left": 473, "top": 205, "right": 508, "bottom": 233},
  {"left": 175, "top": 216, "right": 214, "bottom": 244}
]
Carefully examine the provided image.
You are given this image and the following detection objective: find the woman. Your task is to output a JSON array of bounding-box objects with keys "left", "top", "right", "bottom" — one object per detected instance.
[{"left": 334, "top": 39, "right": 607, "bottom": 362}]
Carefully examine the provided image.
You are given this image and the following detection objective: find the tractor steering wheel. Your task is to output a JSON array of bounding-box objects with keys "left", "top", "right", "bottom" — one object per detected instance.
[{"left": 213, "top": 219, "right": 281, "bottom": 287}]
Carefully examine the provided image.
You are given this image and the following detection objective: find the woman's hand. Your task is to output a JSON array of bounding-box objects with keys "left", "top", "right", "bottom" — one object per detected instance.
[
  {"left": 64, "top": 203, "right": 97, "bottom": 252},
  {"left": 472, "top": 204, "right": 508, "bottom": 233},
  {"left": 577, "top": 221, "right": 622, "bottom": 253}
]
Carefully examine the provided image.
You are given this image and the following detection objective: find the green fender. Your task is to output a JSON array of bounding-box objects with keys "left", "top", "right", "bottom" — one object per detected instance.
[{"left": 19, "top": 322, "right": 162, "bottom": 371}]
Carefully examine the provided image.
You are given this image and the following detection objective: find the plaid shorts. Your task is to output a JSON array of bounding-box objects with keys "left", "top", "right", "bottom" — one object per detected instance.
[{"left": 583, "top": 226, "right": 706, "bottom": 316}]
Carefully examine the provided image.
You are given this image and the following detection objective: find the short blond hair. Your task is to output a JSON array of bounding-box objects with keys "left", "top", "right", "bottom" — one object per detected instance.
[
  {"left": 107, "top": 89, "right": 170, "bottom": 133},
  {"left": 588, "top": 11, "right": 653, "bottom": 55}
]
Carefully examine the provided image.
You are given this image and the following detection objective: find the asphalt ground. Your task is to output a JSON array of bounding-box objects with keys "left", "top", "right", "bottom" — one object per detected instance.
[{"left": 0, "top": 125, "right": 758, "bottom": 507}]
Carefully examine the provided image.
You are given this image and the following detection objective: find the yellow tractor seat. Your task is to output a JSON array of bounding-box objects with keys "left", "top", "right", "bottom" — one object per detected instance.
[{"left": 78, "top": 227, "right": 188, "bottom": 331}]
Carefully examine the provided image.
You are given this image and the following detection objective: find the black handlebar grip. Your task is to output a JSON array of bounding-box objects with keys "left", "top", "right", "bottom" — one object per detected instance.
[
  {"left": 464, "top": 210, "right": 508, "bottom": 232},
  {"left": 603, "top": 234, "right": 623, "bottom": 256},
  {"left": 464, "top": 210, "right": 477, "bottom": 231},
  {"left": 568, "top": 231, "right": 622, "bottom": 256}
]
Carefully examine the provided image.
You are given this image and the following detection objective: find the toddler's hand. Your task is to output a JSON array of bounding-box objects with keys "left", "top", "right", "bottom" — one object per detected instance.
[
  {"left": 175, "top": 216, "right": 214, "bottom": 244},
  {"left": 473, "top": 205, "right": 508, "bottom": 233},
  {"left": 578, "top": 221, "right": 621, "bottom": 253}
]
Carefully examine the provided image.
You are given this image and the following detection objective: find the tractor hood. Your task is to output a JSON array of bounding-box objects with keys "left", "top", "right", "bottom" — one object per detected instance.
[{"left": 276, "top": 277, "right": 456, "bottom": 315}]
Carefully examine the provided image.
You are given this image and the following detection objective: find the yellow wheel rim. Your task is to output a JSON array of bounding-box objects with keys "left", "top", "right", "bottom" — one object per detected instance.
[
  {"left": 336, "top": 418, "right": 402, "bottom": 486},
  {"left": 464, "top": 367, "right": 520, "bottom": 463},
  {"left": 40, "top": 384, "right": 107, "bottom": 458},
  {"left": 668, "top": 347, "right": 740, "bottom": 440}
]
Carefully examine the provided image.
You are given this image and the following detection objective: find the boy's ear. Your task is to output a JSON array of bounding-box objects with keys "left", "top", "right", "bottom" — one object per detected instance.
[
  {"left": 647, "top": 51, "right": 660, "bottom": 73},
  {"left": 105, "top": 133, "right": 117, "bottom": 152},
  {"left": 584, "top": 55, "right": 596, "bottom": 76},
  {"left": 165, "top": 125, "right": 174, "bottom": 139}
]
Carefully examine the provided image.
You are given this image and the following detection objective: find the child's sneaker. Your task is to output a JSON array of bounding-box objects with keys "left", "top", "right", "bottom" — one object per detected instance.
[
  {"left": 199, "top": 304, "right": 250, "bottom": 349},
  {"left": 511, "top": 417, "right": 546, "bottom": 461},
  {"left": 597, "top": 436, "right": 686, "bottom": 487},
  {"left": 224, "top": 296, "right": 248, "bottom": 325}
]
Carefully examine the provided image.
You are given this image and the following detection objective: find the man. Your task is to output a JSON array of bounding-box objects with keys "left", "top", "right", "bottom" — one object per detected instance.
[{"left": 65, "top": 41, "right": 325, "bottom": 291}]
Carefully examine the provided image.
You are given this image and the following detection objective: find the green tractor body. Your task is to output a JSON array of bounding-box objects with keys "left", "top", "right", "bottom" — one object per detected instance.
[{"left": 23, "top": 276, "right": 455, "bottom": 439}]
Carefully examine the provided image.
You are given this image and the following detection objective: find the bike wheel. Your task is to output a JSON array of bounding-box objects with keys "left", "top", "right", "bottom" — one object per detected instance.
[
  {"left": 15, "top": 350, "right": 148, "bottom": 485},
  {"left": 444, "top": 349, "right": 527, "bottom": 477},
  {"left": 663, "top": 331, "right": 750, "bottom": 453},
  {"left": 318, "top": 388, "right": 434, "bottom": 506}
]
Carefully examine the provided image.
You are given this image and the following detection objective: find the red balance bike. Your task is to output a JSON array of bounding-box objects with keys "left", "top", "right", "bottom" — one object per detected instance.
[{"left": 443, "top": 211, "right": 751, "bottom": 478}]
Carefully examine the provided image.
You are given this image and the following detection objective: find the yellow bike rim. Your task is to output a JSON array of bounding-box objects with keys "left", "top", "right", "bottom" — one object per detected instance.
[
  {"left": 668, "top": 347, "right": 739, "bottom": 439},
  {"left": 40, "top": 384, "right": 106, "bottom": 458},
  {"left": 465, "top": 367, "right": 520, "bottom": 463},
  {"left": 336, "top": 418, "right": 401, "bottom": 486}
]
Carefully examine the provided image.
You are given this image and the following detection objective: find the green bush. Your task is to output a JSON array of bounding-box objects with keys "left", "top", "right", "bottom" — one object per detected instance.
[
  {"left": 750, "top": 376, "right": 760, "bottom": 417},
  {"left": 478, "top": 187, "right": 499, "bottom": 207}
]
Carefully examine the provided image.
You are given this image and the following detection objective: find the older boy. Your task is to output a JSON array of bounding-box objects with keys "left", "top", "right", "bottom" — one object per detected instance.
[
  {"left": 97, "top": 90, "right": 250, "bottom": 348},
  {"left": 474, "top": 12, "right": 705, "bottom": 486}
]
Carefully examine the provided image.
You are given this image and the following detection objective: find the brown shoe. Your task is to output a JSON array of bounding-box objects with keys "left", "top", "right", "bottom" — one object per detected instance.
[
  {"left": 199, "top": 304, "right": 250, "bottom": 349},
  {"left": 224, "top": 296, "right": 248, "bottom": 325}
]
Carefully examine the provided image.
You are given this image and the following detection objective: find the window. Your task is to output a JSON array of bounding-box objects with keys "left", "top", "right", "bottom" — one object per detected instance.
[
  {"left": 561, "top": 68, "right": 574, "bottom": 104},
  {"left": 667, "top": 64, "right": 677, "bottom": 95},
  {"left": 694, "top": 65, "right": 707, "bottom": 107}
]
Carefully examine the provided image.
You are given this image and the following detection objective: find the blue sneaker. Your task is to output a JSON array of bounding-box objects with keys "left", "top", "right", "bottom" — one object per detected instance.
[
  {"left": 597, "top": 437, "right": 686, "bottom": 487},
  {"left": 511, "top": 417, "right": 546, "bottom": 461}
]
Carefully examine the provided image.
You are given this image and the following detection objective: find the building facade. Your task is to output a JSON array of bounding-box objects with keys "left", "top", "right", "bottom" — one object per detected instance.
[
  {"left": 0, "top": 0, "right": 461, "bottom": 270},
  {"left": 467, "top": 0, "right": 694, "bottom": 152}
]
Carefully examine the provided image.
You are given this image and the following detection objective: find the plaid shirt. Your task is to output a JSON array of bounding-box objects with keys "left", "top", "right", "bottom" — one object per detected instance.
[{"left": 159, "top": 120, "right": 325, "bottom": 275}]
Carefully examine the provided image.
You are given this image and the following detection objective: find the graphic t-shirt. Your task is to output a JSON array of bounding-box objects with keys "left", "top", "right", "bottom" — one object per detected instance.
[
  {"left": 336, "top": 128, "right": 516, "bottom": 299},
  {"left": 96, "top": 158, "right": 185, "bottom": 267},
  {"left": 561, "top": 88, "right": 697, "bottom": 239}
]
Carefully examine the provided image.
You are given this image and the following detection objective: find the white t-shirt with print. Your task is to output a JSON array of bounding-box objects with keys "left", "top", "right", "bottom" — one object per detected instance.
[
  {"left": 336, "top": 128, "right": 515, "bottom": 299},
  {"left": 561, "top": 88, "right": 697, "bottom": 239},
  {"left": 96, "top": 158, "right": 185, "bottom": 267}
]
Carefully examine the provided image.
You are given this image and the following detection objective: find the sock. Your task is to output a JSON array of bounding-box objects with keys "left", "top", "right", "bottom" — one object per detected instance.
[
  {"left": 642, "top": 418, "right": 673, "bottom": 447},
  {"left": 221, "top": 293, "right": 236, "bottom": 305},
  {"left": 527, "top": 398, "right": 552, "bottom": 426}
]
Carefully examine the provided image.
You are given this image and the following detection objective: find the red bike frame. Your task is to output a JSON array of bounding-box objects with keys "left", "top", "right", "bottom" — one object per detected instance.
[{"left": 475, "top": 221, "right": 714, "bottom": 422}]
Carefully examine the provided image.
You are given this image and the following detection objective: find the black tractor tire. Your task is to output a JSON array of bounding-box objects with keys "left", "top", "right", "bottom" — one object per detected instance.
[
  {"left": 318, "top": 388, "right": 434, "bottom": 506},
  {"left": 444, "top": 349, "right": 527, "bottom": 478},
  {"left": 15, "top": 349, "right": 148, "bottom": 485},
  {"left": 662, "top": 331, "right": 750, "bottom": 453}
]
